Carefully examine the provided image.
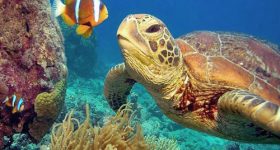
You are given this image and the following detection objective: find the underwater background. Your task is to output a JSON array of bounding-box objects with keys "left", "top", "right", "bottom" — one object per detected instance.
[{"left": 5, "top": 0, "right": 280, "bottom": 149}]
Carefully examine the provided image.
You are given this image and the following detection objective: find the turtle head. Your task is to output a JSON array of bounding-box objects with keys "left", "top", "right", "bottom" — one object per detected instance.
[{"left": 117, "top": 14, "right": 184, "bottom": 97}]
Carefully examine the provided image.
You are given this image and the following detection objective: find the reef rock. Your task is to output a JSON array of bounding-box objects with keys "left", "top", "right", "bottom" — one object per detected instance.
[{"left": 0, "top": 0, "right": 67, "bottom": 148}]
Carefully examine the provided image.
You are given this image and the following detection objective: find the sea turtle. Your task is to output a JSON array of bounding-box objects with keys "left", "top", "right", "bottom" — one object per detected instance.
[{"left": 104, "top": 14, "right": 280, "bottom": 143}]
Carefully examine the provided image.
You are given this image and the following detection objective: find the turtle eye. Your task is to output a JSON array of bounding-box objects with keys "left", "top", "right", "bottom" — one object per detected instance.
[{"left": 146, "top": 24, "right": 162, "bottom": 33}]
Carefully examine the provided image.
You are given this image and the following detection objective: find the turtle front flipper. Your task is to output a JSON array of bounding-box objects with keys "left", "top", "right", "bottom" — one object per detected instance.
[
  {"left": 217, "top": 90, "right": 280, "bottom": 143},
  {"left": 104, "top": 63, "right": 136, "bottom": 111}
]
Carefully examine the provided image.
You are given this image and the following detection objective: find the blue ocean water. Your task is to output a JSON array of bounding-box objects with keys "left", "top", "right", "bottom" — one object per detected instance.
[
  {"left": 44, "top": 0, "right": 280, "bottom": 150},
  {"left": 95, "top": 0, "right": 280, "bottom": 64}
]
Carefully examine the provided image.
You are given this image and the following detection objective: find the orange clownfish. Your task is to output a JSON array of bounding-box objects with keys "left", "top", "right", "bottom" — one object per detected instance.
[
  {"left": 52, "top": 0, "right": 109, "bottom": 38},
  {"left": 2, "top": 94, "right": 25, "bottom": 114}
]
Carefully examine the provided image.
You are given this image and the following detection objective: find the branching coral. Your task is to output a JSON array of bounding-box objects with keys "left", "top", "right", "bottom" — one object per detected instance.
[
  {"left": 145, "top": 135, "right": 180, "bottom": 150},
  {"left": 50, "top": 104, "right": 147, "bottom": 150}
]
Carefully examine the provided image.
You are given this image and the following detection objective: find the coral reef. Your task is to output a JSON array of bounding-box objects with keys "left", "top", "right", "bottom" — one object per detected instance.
[
  {"left": 50, "top": 104, "right": 147, "bottom": 150},
  {"left": 29, "top": 79, "right": 66, "bottom": 140},
  {"left": 1, "top": 0, "right": 278, "bottom": 149},
  {"left": 62, "top": 78, "right": 280, "bottom": 150},
  {"left": 145, "top": 135, "right": 180, "bottom": 150},
  {"left": 3, "top": 133, "right": 38, "bottom": 150},
  {"left": 0, "top": 0, "right": 67, "bottom": 148}
]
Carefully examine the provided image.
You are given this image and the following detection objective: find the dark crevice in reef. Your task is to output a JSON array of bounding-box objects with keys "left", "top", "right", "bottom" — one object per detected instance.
[{"left": 25, "top": 21, "right": 30, "bottom": 33}]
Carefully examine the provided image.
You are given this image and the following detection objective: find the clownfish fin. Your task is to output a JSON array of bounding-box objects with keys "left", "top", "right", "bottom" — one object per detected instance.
[
  {"left": 5, "top": 102, "right": 12, "bottom": 107},
  {"left": 76, "top": 25, "right": 91, "bottom": 35},
  {"left": 100, "top": 5, "right": 109, "bottom": 22},
  {"left": 12, "top": 107, "right": 17, "bottom": 114},
  {"left": 52, "top": 0, "right": 66, "bottom": 17},
  {"left": 19, "top": 105, "right": 24, "bottom": 112},
  {"left": 82, "top": 28, "right": 93, "bottom": 38},
  {"left": 61, "top": 13, "right": 76, "bottom": 26}
]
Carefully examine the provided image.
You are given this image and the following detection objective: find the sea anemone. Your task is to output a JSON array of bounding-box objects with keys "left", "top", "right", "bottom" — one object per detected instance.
[{"left": 50, "top": 104, "right": 147, "bottom": 150}]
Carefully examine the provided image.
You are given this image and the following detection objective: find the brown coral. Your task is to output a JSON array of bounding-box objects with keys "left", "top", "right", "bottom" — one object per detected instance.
[
  {"left": 51, "top": 104, "right": 148, "bottom": 150},
  {"left": 29, "top": 79, "right": 67, "bottom": 140}
]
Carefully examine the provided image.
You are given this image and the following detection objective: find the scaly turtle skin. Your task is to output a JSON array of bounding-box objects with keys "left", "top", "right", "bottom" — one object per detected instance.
[{"left": 104, "top": 14, "right": 280, "bottom": 143}]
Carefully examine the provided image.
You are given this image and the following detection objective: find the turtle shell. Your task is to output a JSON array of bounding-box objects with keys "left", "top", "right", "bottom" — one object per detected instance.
[{"left": 176, "top": 31, "right": 280, "bottom": 105}]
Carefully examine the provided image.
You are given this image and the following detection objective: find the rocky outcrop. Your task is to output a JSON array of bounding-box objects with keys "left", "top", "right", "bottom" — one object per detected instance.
[{"left": 0, "top": 0, "right": 67, "bottom": 148}]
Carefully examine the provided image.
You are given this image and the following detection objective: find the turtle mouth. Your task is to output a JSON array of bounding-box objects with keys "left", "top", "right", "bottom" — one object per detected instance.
[
  {"left": 117, "top": 35, "right": 151, "bottom": 66},
  {"left": 117, "top": 35, "right": 135, "bottom": 55},
  {"left": 118, "top": 34, "right": 142, "bottom": 55},
  {"left": 117, "top": 35, "right": 129, "bottom": 51},
  {"left": 117, "top": 35, "right": 138, "bottom": 50}
]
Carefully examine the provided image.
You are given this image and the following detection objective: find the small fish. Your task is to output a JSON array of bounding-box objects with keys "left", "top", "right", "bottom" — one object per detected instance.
[
  {"left": 2, "top": 94, "right": 25, "bottom": 114},
  {"left": 52, "top": 0, "right": 109, "bottom": 38}
]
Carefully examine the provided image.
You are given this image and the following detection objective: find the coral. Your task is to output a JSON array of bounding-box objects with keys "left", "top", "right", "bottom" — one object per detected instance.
[
  {"left": 4, "top": 133, "right": 38, "bottom": 150},
  {"left": 0, "top": 124, "right": 12, "bottom": 148},
  {"left": 33, "top": 79, "right": 66, "bottom": 120},
  {"left": 141, "top": 117, "right": 162, "bottom": 135},
  {"left": 145, "top": 135, "right": 180, "bottom": 150},
  {"left": 29, "top": 79, "right": 66, "bottom": 141},
  {"left": 39, "top": 75, "right": 280, "bottom": 150},
  {"left": 50, "top": 104, "right": 147, "bottom": 150},
  {"left": 0, "top": 0, "right": 67, "bottom": 148}
]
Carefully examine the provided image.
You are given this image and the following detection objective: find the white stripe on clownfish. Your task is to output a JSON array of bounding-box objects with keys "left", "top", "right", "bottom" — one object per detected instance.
[
  {"left": 12, "top": 94, "right": 16, "bottom": 107},
  {"left": 17, "top": 98, "right": 24, "bottom": 111},
  {"left": 94, "top": 0, "right": 101, "bottom": 22},
  {"left": 2, "top": 94, "right": 25, "bottom": 112},
  {"left": 75, "top": 0, "right": 82, "bottom": 23}
]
